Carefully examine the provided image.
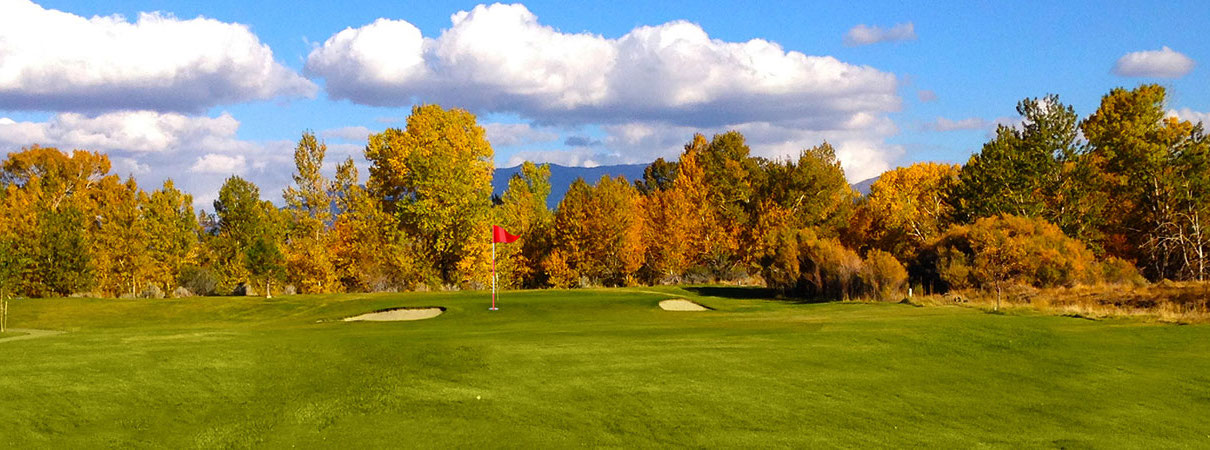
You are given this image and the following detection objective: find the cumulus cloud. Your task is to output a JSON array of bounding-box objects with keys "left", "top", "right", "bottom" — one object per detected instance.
[
  {"left": 482, "top": 122, "right": 559, "bottom": 147},
  {"left": 1113, "top": 47, "right": 1195, "bottom": 78},
  {"left": 306, "top": 4, "right": 899, "bottom": 128},
  {"left": 0, "top": 111, "right": 245, "bottom": 153},
  {"left": 1168, "top": 108, "right": 1210, "bottom": 126},
  {"left": 306, "top": 3, "right": 904, "bottom": 175},
  {"left": 0, "top": 0, "right": 315, "bottom": 112},
  {"left": 843, "top": 23, "right": 917, "bottom": 47},
  {"left": 926, "top": 117, "right": 988, "bottom": 132}
]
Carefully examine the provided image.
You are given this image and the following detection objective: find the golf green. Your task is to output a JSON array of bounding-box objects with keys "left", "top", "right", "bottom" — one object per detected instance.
[{"left": 1, "top": 287, "right": 1207, "bottom": 447}]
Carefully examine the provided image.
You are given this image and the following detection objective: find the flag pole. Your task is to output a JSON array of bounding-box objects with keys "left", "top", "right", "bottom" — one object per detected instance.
[{"left": 490, "top": 240, "right": 498, "bottom": 311}]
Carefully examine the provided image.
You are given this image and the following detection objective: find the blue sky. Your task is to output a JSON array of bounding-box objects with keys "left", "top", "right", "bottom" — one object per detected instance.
[{"left": 2, "top": 0, "right": 1208, "bottom": 206}]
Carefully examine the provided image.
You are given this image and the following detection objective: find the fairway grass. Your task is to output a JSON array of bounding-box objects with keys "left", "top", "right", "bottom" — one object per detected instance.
[
  {"left": 1, "top": 287, "right": 1208, "bottom": 447},
  {"left": 0, "top": 331, "right": 29, "bottom": 340}
]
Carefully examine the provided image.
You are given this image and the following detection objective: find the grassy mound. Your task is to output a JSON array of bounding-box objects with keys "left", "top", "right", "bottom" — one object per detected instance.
[{"left": 0, "top": 287, "right": 1207, "bottom": 447}]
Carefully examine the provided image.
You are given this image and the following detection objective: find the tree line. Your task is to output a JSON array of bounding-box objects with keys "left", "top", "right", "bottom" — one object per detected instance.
[{"left": 0, "top": 85, "right": 1206, "bottom": 300}]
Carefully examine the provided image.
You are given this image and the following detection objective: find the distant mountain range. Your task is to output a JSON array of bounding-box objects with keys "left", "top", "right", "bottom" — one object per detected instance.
[{"left": 492, "top": 164, "right": 879, "bottom": 208}]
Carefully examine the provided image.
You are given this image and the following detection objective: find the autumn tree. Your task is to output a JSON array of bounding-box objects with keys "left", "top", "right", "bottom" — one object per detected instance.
[
  {"left": 1081, "top": 84, "right": 1210, "bottom": 280},
  {"left": 90, "top": 177, "right": 151, "bottom": 296},
  {"left": 755, "top": 142, "right": 855, "bottom": 236},
  {"left": 1, "top": 145, "right": 111, "bottom": 211},
  {"left": 328, "top": 157, "right": 426, "bottom": 291},
  {"left": 283, "top": 132, "right": 339, "bottom": 293},
  {"left": 212, "top": 176, "right": 284, "bottom": 294},
  {"left": 143, "top": 180, "right": 199, "bottom": 294},
  {"left": 641, "top": 179, "right": 692, "bottom": 283},
  {"left": 0, "top": 146, "right": 114, "bottom": 297},
  {"left": 494, "top": 162, "right": 553, "bottom": 288},
  {"left": 365, "top": 104, "right": 494, "bottom": 287},
  {"left": 949, "top": 95, "right": 1100, "bottom": 242},
  {"left": 634, "top": 157, "right": 678, "bottom": 195},
  {"left": 548, "top": 176, "right": 646, "bottom": 287},
  {"left": 31, "top": 205, "right": 93, "bottom": 296},
  {"left": 850, "top": 162, "right": 959, "bottom": 261},
  {"left": 247, "top": 233, "right": 286, "bottom": 298}
]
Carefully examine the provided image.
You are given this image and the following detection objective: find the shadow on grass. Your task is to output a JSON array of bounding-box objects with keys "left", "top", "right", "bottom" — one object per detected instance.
[{"left": 684, "top": 286, "right": 833, "bottom": 304}]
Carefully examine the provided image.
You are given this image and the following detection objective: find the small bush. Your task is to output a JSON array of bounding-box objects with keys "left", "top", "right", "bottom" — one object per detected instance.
[
  {"left": 172, "top": 286, "right": 194, "bottom": 298},
  {"left": 139, "top": 283, "right": 165, "bottom": 299},
  {"left": 682, "top": 265, "right": 714, "bottom": 284},
  {"left": 861, "top": 250, "right": 908, "bottom": 301},
  {"left": 759, "top": 227, "right": 864, "bottom": 300},
  {"left": 1102, "top": 257, "right": 1146, "bottom": 286},
  {"left": 179, "top": 265, "right": 219, "bottom": 296}
]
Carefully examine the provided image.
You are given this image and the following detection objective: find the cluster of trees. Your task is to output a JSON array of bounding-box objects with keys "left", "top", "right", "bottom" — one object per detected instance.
[
  {"left": 850, "top": 84, "right": 1206, "bottom": 297},
  {"left": 0, "top": 85, "right": 1205, "bottom": 300}
]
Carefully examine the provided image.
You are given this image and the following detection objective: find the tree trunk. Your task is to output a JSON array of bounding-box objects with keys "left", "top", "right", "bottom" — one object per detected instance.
[{"left": 266, "top": 280, "right": 272, "bottom": 299}]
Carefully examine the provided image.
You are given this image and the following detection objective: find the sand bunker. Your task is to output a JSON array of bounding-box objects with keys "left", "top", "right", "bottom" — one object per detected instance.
[
  {"left": 343, "top": 307, "right": 445, "bottom": 322},
  {"left": 659, "top": 299, "right": 710, "bottom": 311}
]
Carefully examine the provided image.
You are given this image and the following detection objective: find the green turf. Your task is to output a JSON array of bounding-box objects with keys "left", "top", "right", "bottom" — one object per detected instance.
[
  {"left": 1, "top": 287, "right": 1208, "bottom": 447},
  {"left": 0, "top": 331, "right": 27, "bottom": 339}
]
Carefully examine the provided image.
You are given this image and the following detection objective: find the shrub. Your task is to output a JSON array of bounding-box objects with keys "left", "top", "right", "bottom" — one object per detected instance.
[
  {"left": 1101, "top": 256, "right": 1146, "bottom": 286},
  {"left": 139, "top": 283, "right": 165, "bottom": 299},
  {"left": 861, "top": 250, "right": 908, "bottom": 301},
  {"left": 925, "top": 214, "right": 1113, "bottom": 291},
  {"left": 760, "top": 226, "right": 864, "bottom": 300},
  {"left": 179, "top": 265, "right": 219, "bottom": 296}
]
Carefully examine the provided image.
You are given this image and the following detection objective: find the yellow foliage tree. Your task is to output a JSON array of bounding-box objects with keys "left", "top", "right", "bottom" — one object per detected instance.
[
  {"left": 283, "top": 132, "right": 339, "bottom": 293},
  {"left": 852, "top": 162, "right": 959, "bottom": 260},
  {"left": 365, "top": 105, "right": 493, "bottom": 287}
]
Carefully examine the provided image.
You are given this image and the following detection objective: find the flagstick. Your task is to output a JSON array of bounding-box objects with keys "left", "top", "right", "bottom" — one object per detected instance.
[{"left": 490, "top": 240, "right": 498, "bottom": 311}]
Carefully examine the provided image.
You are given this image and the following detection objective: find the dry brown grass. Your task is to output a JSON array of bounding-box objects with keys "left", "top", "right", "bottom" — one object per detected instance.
[{"left": 904, "top": 281, "right": 1210, "bottom": 323}]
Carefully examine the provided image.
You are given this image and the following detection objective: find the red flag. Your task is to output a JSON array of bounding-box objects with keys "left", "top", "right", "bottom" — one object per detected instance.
[{"left": 492, "top": 225, "right": 520, "bottom": 244}]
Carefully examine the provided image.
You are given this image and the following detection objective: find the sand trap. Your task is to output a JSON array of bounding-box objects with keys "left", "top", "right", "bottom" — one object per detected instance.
[
  {"left": 659, "top": 299, "right": 710, "bottom": 311},
  {"left": 343, "top": 307, "right": 445, "bottom": 322}
]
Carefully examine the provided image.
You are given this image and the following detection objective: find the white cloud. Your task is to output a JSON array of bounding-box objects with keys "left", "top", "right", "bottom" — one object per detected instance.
[
  {"left": 0, "top": 0, "right": 315, "bottom": 112},
  {"left": 189, "top": 154, "right": 247, "bottom": 175},
  {"left": 306, "top": 4, "right": 900, "bottom": 129},
  {"left": 1168, "top": 108, "right": 1210, "bottom": 126},
  {"left": 0, "top": 111, "right": 243, "bottom": 153},
  {"left": 110, "top": 156, "right": 151, "bottom": 176},
  {"left": 306, "top": 4, "right": 904, "bottom": 175},
  {"left": 926, "top": 117, "right": 988, "bottom": 132},
  {"left": 482, "top": 122, "right": 559, "bottom": 147},
  {"left": 844, "top": 23, "right": 917, "bottom": 47},
  {"left": 506, "top": 148, "right": 615, "bottom": 168},
  {"left": 917, "top": 90, "right": 938, "bottom": 103},
  {"left": 1113, "top": 47, "right": 1195, "bottom": 78},
  {"left": 320, "top": 126, "right": 374, "bottom": 142}
]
